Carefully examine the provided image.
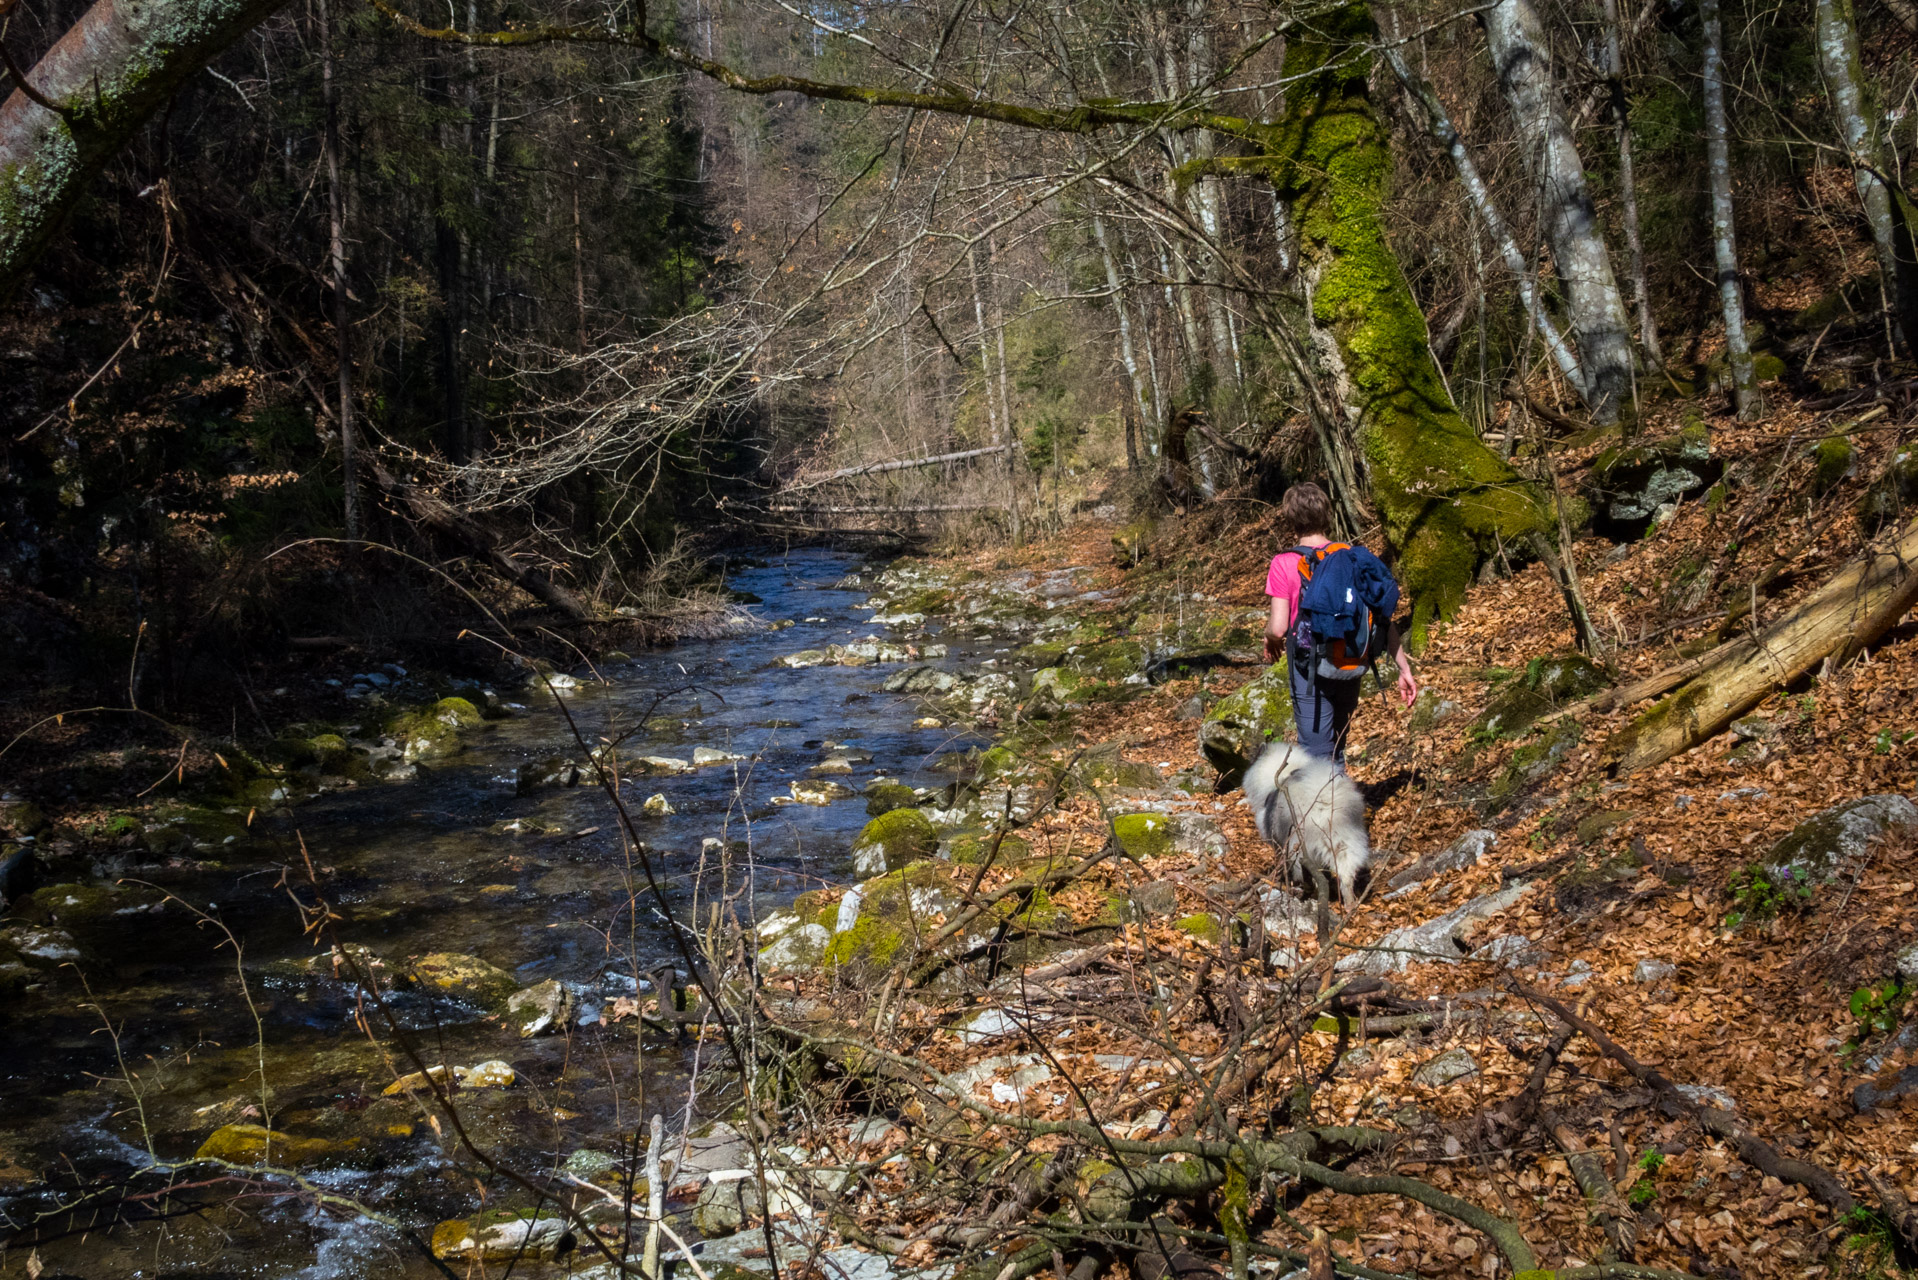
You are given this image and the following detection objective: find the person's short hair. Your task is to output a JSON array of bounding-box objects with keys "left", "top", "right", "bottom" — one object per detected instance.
[{"left": 1280, "top": 483, "right": 1333, "bottom": 538}]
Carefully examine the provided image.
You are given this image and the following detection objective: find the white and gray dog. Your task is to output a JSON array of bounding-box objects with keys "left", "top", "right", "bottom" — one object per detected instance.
[{"left": 1241, "top": 741, "right": 1370, "bottom": 907}]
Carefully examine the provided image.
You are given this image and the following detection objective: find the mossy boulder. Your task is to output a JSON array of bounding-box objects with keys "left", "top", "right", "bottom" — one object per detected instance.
[
  {"left": 143, "top": 803, "right": 250, "bottom": 855},
  {"left": 939, "top": 829, "right": 1032, "bottom": 865},
  {"left": 865, "top": 783, "right": 918, "bottom": 817},
  {"left": 195, "top": 1124, "right": 358, "bottom": 1168},
  {"left": 1761, "top": 795, "right": 1918, "bottom": 885},
  {"left": 1067, "top": 639, "right": 1145, "bottom": 680},
  {"left": 1080, "top": 742, "right": 1163, "bottom": 792},
  {"left": 407, "top": 953, "right": 518, "bottom": 1011},
  {"left": 1467, "top": 654, "right": 1608, "bottom": 742},
  {"left": 0, "top": 798, "right": 47, "bottom": 838},
  {"left": 1174, "top": 913, "right": 1223, "bottom": 942},
  {"left": 430, "top": 1208, "right": 572, "bottom": 1262},
  {"left": 1485, "top": 719, "right": 1584, "bottom": 811},
  {"left": 1811, "top": 435, "right": 1855, "bottom": 495},
  {"left": 850, "top": 808, "right": 940, "bottom": 877},
  {"left": 1589, "top": 421, "right": 1720, "bottom": 537},
  {"left": 18, "top": 882, "right": 172, "bottom": 959},
  {"left": 1026, "top": 667, "right": 1089, "bottom": 718},
  {"left": 1198, "top": 661, "right": 1293, "bottom": 786},
  {"left": 824, "top": 864, "right": 961, "bottom": 974},
  {"left": 1575, "top": 809, "right": 1636, "bottom": 844},
  {"left": 1857, "top": 446, "right": 1917, "bottom": 533},
  {"left": 388, "top": 697, "right": 484, "bottom": 762},
  {"left": 1112, "top": 812, "right": 1226, "bottom": 862}
]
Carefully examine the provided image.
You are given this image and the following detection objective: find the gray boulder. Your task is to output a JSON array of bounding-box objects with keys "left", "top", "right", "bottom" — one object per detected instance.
[
  {"left": 1762, "top": 795, "right": 1918, "bottom": 884},
  {"left": 1386, "top": 829, "right": 1496, "bottom": 892},
  {"left": 1412, "top": 1047, "right": 1479, "bottom": 1088},
  {"left": 1337, "top": 882, "right": 1529, "bottom": 976},
  {"left": 504, "top": 980, "right": 577, "bottom": 1037}
]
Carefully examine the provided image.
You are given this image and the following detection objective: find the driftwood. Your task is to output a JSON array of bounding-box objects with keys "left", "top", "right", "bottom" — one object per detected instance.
[{"left": 1603, "top": 512, "right": 1918, "bottom": 774}]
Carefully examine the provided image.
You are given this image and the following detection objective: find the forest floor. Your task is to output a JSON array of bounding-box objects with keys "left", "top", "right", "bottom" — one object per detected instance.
[{"left": 744, "top": 395, "right": 1918, "bottom": 1280}]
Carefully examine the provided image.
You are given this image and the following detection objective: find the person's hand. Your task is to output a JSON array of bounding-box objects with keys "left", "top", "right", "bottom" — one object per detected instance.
[
  {"left": 1264, "top": 632, "right": 1283, "bottom": 663},
  {"left": 1397, "top": 662, "right": 1420, "bottom": 708}
]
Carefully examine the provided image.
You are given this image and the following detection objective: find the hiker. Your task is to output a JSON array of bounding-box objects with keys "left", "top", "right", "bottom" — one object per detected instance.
[{"left": 1261, "top": 483, "right": 1419, "bottom": 763}]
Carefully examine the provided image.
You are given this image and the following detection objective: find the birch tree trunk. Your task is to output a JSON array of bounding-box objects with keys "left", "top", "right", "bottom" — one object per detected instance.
[
  {"left": 1700, "top": 0, "right": 1761, "bottom": 419},
  {"left": 969, "top": 239, "right": 1023, "bottom": 543},
  {"left": 1603, "top": 0, "right": 1663, "bottom": 371},
  {"left": 1272, "top": 3, "right": 1546, "bottom": 638},
  {"left": 0, "top": 0, "right": 290, "bottom": 297},
  {"left": 1481, "top": 0, "right": 1636, "bottom": 423},
  {"left": 1382, "top": 45, "right": 1589, "bottom": 398},
  {"left": 1813, "top": 0, "right": 1918, "bottom": 356},
  {"left": 1092, "top": 205, "right": 1156, "bottom": 442},
  {"left": 320, "top": 0, "right": 361, "bottom": 538}
]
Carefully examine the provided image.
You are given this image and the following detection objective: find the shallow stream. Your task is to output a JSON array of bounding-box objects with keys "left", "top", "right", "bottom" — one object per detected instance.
[{"left": 1, "top": 548, "right": 994, "bottom": 1278}]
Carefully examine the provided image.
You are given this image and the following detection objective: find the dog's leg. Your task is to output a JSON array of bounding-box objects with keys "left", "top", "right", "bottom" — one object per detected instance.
[{"left": 1307, "top": 864, "right": 1333, "bottom": 947}]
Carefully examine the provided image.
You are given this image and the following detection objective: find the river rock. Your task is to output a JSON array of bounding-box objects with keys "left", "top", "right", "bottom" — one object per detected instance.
[
  {"left": 669, "top": 1120, "right": 749, "bottom": 1183},
  {"left": 1386, "top": 829, "right": 1497, "bottom": 892},
  {"left": 1199, "top": 662, "right": 1292, "bottom": 785},
  {"left": 430, "top": 1208, "right": 572, "bottom": 1262},
  {"left": 864, "top": 782, "right": 919, "bottom": 816},
  {"left": 1762, "top": 794, "right": 1918, "bottom": 884},
  {"left": 1634, "top": 959, "right": 1677, "bottom": 983},
  {"left": 786, "top": 780, "right": 855, "bottom": 806},
  {"left": 638, "top": 755, "right": 695, "bottom": 775},
  {"left": 1026, "top": 667, "right": 1089, "bottom": 717},
  {"left": 195, "top": 1124, "right": 357, "bottom": 1167},
  {"left": 760, "top": 924, "right": 830, "bottom": 970},
  {"left": 885, "top": 666, "right": 958, "bottom": 695},
  {"left": 693, "top": 746, "right": 747, "bottom": 766},
  {"left": 388, "top": 696, "right": 484, "bottom": 762},
  {"left": 409, "top": 953, "right": 518, "bottom": 1010},
  {"left": 642, "top": 793, "right": 675, "bottom": 816},
  {"left": 0, "top": 925, "right": 81, "bottom": 966},
  {"left": 1336, "top": 882, "right": 1530, "bottom": 976},
  {"left": 382, "top": 1059, "right": 514, "bottom": 1093},
  {"left": 1412, "top": 1048, "right": 1479, "bottom": 1088},
  {"left": 505, "top": 980, "right": 576, "bottom": 1036},
  {"left": 1112, "top": 812, "right": 1227, "bottom": 862},
  {"left": 851, "top": 808, "right": 940, "bottom": 877}
]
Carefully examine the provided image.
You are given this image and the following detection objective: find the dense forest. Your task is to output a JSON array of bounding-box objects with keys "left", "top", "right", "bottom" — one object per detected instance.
[{"left": 3, "top": 0, "right": 1918, "bottom": 1274}]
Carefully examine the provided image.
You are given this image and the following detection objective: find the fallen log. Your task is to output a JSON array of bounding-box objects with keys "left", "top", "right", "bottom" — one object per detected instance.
[
  {"left": 779, "top": 445, "right": 1012, "bottom": 491},
  {"left": 1602, "top": 512, "right": 1918, "bottom": 775},
  {"left": 1544, "top": 1110, "right": 1637, "bottom": 1261}
]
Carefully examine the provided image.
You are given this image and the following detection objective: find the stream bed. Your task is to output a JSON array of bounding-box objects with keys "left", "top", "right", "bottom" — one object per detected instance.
[{"left": 0, "top": 548, "right": 1002, "bottom": 1279}]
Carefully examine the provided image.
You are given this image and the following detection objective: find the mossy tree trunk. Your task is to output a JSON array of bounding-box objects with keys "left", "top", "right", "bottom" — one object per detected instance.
[
  {"left": 0, "top": 0, "right": 291, "bottom": 298},
  {"left": 1268, "top": 5, "right": 1547, "bottom": 640}
]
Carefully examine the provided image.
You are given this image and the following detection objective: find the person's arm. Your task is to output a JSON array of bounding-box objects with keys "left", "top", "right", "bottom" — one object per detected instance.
[
  {"left": 1263, "top": 595, "right": 1291, "bottom": 663},
  {"left": 1385, "top": 619, "right": 1419, "bottom": 707}
]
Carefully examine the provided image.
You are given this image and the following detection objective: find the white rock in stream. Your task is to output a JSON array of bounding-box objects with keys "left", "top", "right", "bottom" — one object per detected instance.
[
  {"left": 760, "top": 924, "right": 829, "bottom": 969},
  {"left": 638, "top": 755, "right": 695, "bottom": 775},
  {"left": 642, "top": 793, "right": 675, "bottom": 816},
  {"left": 784, "top": 780, "right": 854, "bottom": 806},
  {"left": 693, "top": 746, "right": 746, "bottom": 766}
]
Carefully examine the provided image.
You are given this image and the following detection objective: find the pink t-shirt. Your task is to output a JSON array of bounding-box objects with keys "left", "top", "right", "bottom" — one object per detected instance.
[{"left": 1265, "top": 550, "right": 1304, "bottom": 619}]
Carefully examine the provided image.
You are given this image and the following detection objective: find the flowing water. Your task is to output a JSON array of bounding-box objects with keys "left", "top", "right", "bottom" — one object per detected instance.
[{"left": 0, "top": 548, "right": 987, "bottom": 1278}]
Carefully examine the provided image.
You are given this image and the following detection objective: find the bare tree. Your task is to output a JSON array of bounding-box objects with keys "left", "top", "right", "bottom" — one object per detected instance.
[
  {"left": 1699, "top": 0, "right": 1761, "bottom": 418},
  {"left": 1812, "top": 0, "right": 1918, "bottom": 357},
  {"left": 1480, "top": 0, "right": 1636, "bottom": 422}
]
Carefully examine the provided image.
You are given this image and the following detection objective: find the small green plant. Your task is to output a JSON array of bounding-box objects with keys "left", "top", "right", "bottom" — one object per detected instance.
[
  {"left": 1626, "top": 1150, "right": 1663, "bottom": 1208},
  {"left": 1874, "top": 728, "right": 1918, "bottom": 755},
  {"left": 1636, "top": 1149, "right": 1665, "bottom": 1175},
  {"left": 1723, "top": 863, "right": 1814, "bottom": 928},
  {"left": 1842, "top": 979, "right": 1909, "bottom": 1055},
  {"left": 1628, "top": 1181, "right": 1658, "bottom": 1207}
]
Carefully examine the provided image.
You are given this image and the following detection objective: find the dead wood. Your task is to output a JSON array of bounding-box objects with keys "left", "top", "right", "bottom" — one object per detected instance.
[
  {"left": 1864, "top": 1169, "right": 1918, "bottom": 1252},
  {"left": 1544, "top": 1108, "right": 1639, "bottom": 1260},
  {"left": 1602, "top": 512, "right": 1918, "bottom": 774}
]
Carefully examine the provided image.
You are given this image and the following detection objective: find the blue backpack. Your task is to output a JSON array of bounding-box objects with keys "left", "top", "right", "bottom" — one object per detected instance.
[{"left": 1289, "top": 542, "right": 1401, "bottom": 682}]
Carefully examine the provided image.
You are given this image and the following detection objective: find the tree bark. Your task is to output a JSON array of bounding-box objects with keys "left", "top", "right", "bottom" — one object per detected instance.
[
  {"left": 1272, "top": 4, "right": 1546, "bottom": 639},
  {"left": 1603, "top": 0, "right": 1663, "bottom": 373},
  {"left": 1700, "top": 0, "right": 1761, "bottom": 419},
  {"left": 1091, "top": 204, "right": 1155, "bottom": 447},
  {"left": 1480, "top": 0, "right": 1635, "bottom": 423},
  {"left": 1812, "top": 0, "right": 1918, "bottom": 357},
  {"left": 0, "top": 0, "right": 291, "bottom": 298},
  {"left": 1604, "top": 512, "right": 1918, "bottom": 774},
  {"left": 320, "top": 0, "right": 361, "bottom": 538}
]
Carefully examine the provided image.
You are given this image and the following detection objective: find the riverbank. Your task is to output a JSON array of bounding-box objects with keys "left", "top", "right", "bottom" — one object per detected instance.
[{"left": 4, "top": 406, "right": 1918, "bottom": 1278}]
